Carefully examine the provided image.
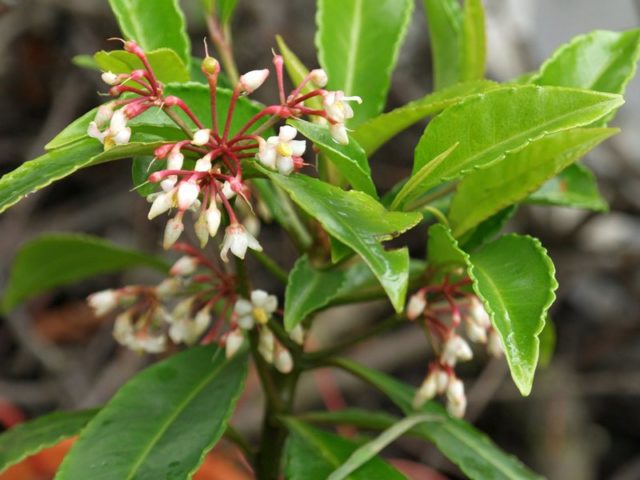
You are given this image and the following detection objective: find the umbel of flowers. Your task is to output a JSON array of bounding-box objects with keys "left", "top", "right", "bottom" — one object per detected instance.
[{"left": 87, "top": 39, "right": 361, "bottom": 262}]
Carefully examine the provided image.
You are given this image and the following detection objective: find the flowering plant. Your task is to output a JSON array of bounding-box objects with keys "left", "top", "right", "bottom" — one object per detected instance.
[{"left": 0, "top": 0, "right": 638, "bottom": 479}]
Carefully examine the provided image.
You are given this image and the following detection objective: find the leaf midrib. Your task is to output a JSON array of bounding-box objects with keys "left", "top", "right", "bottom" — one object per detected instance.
[{"left": 343, "top": 0, "right": 363, "bottom": 97}]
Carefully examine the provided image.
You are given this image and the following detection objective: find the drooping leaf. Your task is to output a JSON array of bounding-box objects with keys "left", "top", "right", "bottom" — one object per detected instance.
[
  {"left": 276, "top": 35, "right": 323, "bottom": 111},
  {"left": 531, "top": 29, "right": 640, "bottom": 94},
  {"left": 56, "top": 346, "right": 248, "bottom": 480},
  {"left": 107, "top": 0, "right": 191, "bottom": 67},
  {"left": 448, "top": 127, "right": 617, "bottom": 236},
  {"left": 423, "top": 0, "right": 463, "bottom": 90},
  {"left": 289, "top": 119, "right": 377, "bottom": 198},
  {"left": 468, "top": 235, "right": 558, "bottom": 395},
  {"left": 0, "top": 139, "right": 168, "bottom": 216},
  {"left": 94, "top": 48, "right": 190, "bottom": 83},
  {"left": 411, "top": 85, "right": 623, "bottom": 197},
  {"left": 284, "top": 255, "right": 347, "bottom": 332},
  {"left": 352, "top": 80, "right": 496, "bottom": 156},
  {"left": 283, "top": 419, "right": 406, "bottom": 480},
  {"left": 262, "top": 171, "right": 422, "bottom": 312},
  {"left": 316, "top": 0, "right": 414, "bottom": 126},
  {"left": 2, "top": 234, "right": 168, "bottom": 313},
  {"left": 526, "top": 163, "right": 607, "bottom": 211},
  {"left": 0, "top": 409, "right": 98, "bottom": 474},
  {"left": 334, "top": 358, "right": 543, "bottom": 480},
  {"left": 461, "top": 0, "right": 486, "bottom": 81}
]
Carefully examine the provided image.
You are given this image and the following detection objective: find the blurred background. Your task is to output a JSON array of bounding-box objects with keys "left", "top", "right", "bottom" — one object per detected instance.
[{"left": 0, "top": 0, "right": 639, "bottom": 478}]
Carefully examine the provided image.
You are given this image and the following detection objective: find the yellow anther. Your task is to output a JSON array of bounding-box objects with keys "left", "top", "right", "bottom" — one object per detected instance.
[
  {"left": 276, "top": 143, "right": 293, "bottom": 157},
  {"left": 252, "top": 307, "right": 269, "bottom": 325}
]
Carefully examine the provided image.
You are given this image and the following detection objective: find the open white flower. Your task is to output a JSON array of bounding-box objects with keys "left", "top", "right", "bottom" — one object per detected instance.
[
  {"left": 234, "top": 289, "right": 278, "bottom": 330},
  {"left": 256, "top": 126, "right": 306, "bottom": 175},
  {"left": 87, "top": 289, "right": 119, "bottom": 316},
  {"left": 322, "top": 91, "right": 361, "bottom": 144},
  {"left": 220, "top": 223, "right": 262, "bottom": 262},
  {"left": 88, "top": 108, "right": 131, "bottom": 148}
]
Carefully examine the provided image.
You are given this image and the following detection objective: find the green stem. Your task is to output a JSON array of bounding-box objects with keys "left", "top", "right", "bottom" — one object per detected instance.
[
  {"left": 224, "top": 425, "right": 255, "bottom": 463},
  {"left": 250, "top": 250, "right": 288, "bottom": 283},
  {"left": 162, "top": 106, "right": 194, "bottom": 138}
]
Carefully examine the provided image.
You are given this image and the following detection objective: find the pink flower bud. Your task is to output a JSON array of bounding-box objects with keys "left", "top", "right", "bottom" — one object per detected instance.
[
  {"left": 239, "top": 69, "right": 270, "bottom": 93},
  {"left": 154, "top": 144, "right": 174, "bottom": 159}
]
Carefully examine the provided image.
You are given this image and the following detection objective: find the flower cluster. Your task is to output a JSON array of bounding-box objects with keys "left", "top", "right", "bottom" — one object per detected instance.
[
  {"left": 87, "top": 40, "right": 362, "bottom": 262},
  {"left": 407, "top": 277, "right": 503, "bottom": 418}
]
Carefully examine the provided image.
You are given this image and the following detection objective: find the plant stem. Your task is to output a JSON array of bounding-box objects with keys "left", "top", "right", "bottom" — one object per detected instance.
[
  {"left": 250, "top": 250, "right": 288, "bottom": 283},
  {"left": 162, "top": 106, "right": 194, "bottom": 138},
  {"left": 207, "top": 16, "right": 239, "bottom": 85},
  {"left": 224, "top": 425, "right": 254, "bottom": 463}
]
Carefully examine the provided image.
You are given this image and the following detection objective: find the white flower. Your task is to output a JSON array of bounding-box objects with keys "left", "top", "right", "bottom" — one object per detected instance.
[
  {"left": 147, "top": 190, "right": 175, "bottom": 220},
  {"left": 194, "top": 153, "right": 212, "bottom": 172},
  {"left": 155, "top": 278, "right": 182, "bottom": 299},
  {"left": 412, "top": 370, "right": 438, "bottom": 409},
  {"left": 441, "top": 334, "right": 473, "bottom": 366},
  {"left": 406, "top": 292, "right": 427, "bottom": 320},
  {"left": 163, "top": 214, "right": 184, "bottom": 249},
  {"left": 487, "top": 329, "right": 503, "bottom": 358},
  {"left": 220, "top": 223, "right": 262, "bottom": 262},
  {"left": 309, "top": 68, "right": 328, "bottom": 87},
  {"left": 87, "top": 108, "right": 131, "bottom": 148},
  {"left": 435, "top": 368, "right": 449, "bottom": 394},
  {"left": 167, "top": 149, "right": 184, "bottom": 170},
  {"left": 221, "top": 181, "right": 236, "bottom": 200},
  {"left": 225, "top": 328, "right": 245, "bottom": 358},
  {"left": 170, "top": 256, "right": 198, "bottom": 276},
  {"left": 168, "top": 306, "right": 210, "bottom": 345},
  {"left": 234, "top": 289, "right": 278, "bottom": 330},
  {"left": 87, "top": 289, "right": 119, "bottom": 316},
  {"left": 192, "top": 128, "right": 211, "bottom": 146},
  {"left": 177, "top": 180, "right": 200, "bottom": 210},
  {"left": 446, "top": 377, "right": 467, "bottom": 418},
  {"left": 239, "top": 69, "right": 269, "bottom": 93},
  {"left": 95, "top": 103, "right": 114, "bottom": 127},
  {"left": 206, "top": 205, "right": 222, "bottom": 237},
  {"left": 256, "top": 126, "right": 306, "bottom": 175},
  {"left": 194, "top": 212, "right": 210, "bottom": 248},
  {"left": 469, "top": 297, "right": 491, "bottom": 329},
  {"left": 322, "top": 91, "right": 362, "bottom": 124},
  {"left": 274, "top": 347, "right": 293, "bottom": 373},
  {"left": 101, "top": 70, "right": 119, "bottom": 85},
  {"left": 465, "top": 318, "right": 488, "bottom": 343},
  {"left": 258, "top": 328, "right": 275, "bottom": 363},
  {"left": 329, "top": 122, "right": 349, "bottom": 145},
  {"left": 133, "top": 333, "right": 167, "bottom": 353}
]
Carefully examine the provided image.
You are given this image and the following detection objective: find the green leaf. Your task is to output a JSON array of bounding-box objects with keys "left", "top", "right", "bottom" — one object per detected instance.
[
  {"left": 2, "top": 233, "right": 168, "bottom": 313},
  {"left": 131, "top": 156, "right": 163, "bottom": 197},
  {"left": 423, "top": 0, "right": 463, "bottom": 90},
  {"left": 458, "top": 206, "right": 517, "bottom": 251},
  {"left": 353, "top": 80, "right": 496, "bottom": 156},
  {"left": 56, "top": 346, "right": 248, "bottom": 480},
  {"left": 531, "top": 29, "right": 640, "bottom": 94},
  {"left": 390, "top": 142, "right": 458, "bottom": 210},
  {"left": 334, "top": 358, "right": 543, "bottom": 480},
  {"left": 94, "top": 48, "right": 190, "bottom": 83},
  {"left": 0, "top": 409, "right": 98, "bottom": 474},
  {"left": 107, "top": 0, "right": 191, "bottom": 67},
  {"left": 448, "top": 127, "right": 618, "bottom": 236},
  {"left": 284, "top": 419, "right": 406, "bottom": 480},
  {"left": 0, "top": 139, "right": 167, "bottom": 216},
  {"left": 469, "top": 235, "right": 558, "bottom": 395},
  {"left": 72, "top": 54, "right": 99, "bottom": 70},
  {"left": 262, "top": 171, "right": 421, "bottom": 312},
  {"left": 218, "top": 0, "right": 239, "bottom": 24},
  {"left": 284, "top": 255, "right": 347, "bottom": 332},
  {"left": 412, "top": 85, "right": 624, "bottom": 196},
  {"left": 526, "top": 163, "right": 607, "bottom": 211},
  {"left": 276, "top": 35, "right": 323, "bottom": 111},
  {"left": 461, "top": 0, "right": 486, "bottom": 81},
  {"left": 289, "top": 119, "right": 377, "bottom": 198},
  {"left": 316, "top": 0, "right": 414, "bottom": 126}
]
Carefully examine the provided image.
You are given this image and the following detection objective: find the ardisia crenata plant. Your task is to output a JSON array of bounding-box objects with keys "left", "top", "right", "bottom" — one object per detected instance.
[{"left": 0, "top": 0, "right": 639, "bottom": 478}]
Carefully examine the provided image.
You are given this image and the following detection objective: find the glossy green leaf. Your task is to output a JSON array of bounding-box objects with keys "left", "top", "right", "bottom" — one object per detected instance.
[
  {"left": 284, "top": 419, "right": 406, "bottom": 480},
  {"left": 289, "top": 119, "right": 376, "bottom": 198},
  {"left": 531, "top": 29, "right": 640, "bottom": 94},
  {"left": 449, "top": 127, "right": 617, "bottom": 236},
  {"left": 131, "top": 156, "right": 163, "bottom": 197},
  {"left": 72, "top": 54, "right": 99, "bottom": 70},
  {"left": 94, "top": 48, "right": 190, "bottom": 83},
  {"left": 334, "top": 358, "right": 543, "bottom": 480},
  {"left": 427, "top": 222, "right": 468, "bottom": 270},
  {"left": 461, "top": 0, "right": 486, "bottom": 81},
  {"left": 262, "top": 171, "right": 421, "bottom": 312},
  {"left": 316, "top": 0, "right": 414, "bottom": 126},
  {"left": 423, "top": 0, "right": 463, "bottom": 90},
  {"left": 2, "top": 233, "right": 168, "bottom": 313},
  {"left": 0, "top": 139, "right": 167, "bottom": 216},
  {"left": 284, "top": 255, "right": 347, "bottom": 332},
  {"left": 458, "top": 206, "right": 517, "bottom": 251},
  {"left": 353, "top": 81, "right": 496, "bottom": 156},
  {"left": 0, "top": 409, "right": 98, "bottom": 474},
  {"left": 526, "top": 163, "right": 608, "bottom": 211},
  {"left": 391, "top": 143, "right": 458, "bottom": 210},
  {"left": 469, "top": 235, "right": 558, "bottom": 395},
  {"left": 108, "top": 0, "right": 190, "bottom": 67},
  {"left": 412, "top": 85, "right": 623, "bottom": 196},
  {"left": 276, "top": 35, "right": 323, "bottom": 111},
  {"left": 218, "top": 0, "right": 239, "bottom": 24},
  {"left": 56, "top": 346, "right": 248, "bottom": 480}
]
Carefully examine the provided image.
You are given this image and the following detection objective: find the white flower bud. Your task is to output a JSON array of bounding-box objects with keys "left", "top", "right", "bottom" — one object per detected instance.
[
  {"left": 206, "top": 206, "right": 222, "bottom": 237},
  {"left": 161, "top": 176, "right": 177, "bottom": 192},
  {"left": 195, "top": 154, "right": 212, "bottom": 172},
  {"left": 441, "top": 334, "right": 473, "bottom": 366},
  {"left": 239, "top": 69, "right": 269, "bottom": 93},
  {"left": 156, "top": 277, "right": 182, "bottom": 298},
  {"left": 465, "top": 318, "right": 488, "bottom": 344},
  {"left": 274, "top": 347, "right": 293, "bottom": 373},
  {"left": 225, "top": 328, "right": 245, "bottom": 358},
  {"left": 289, "top": 324, "right": 305, "bottom": 345},
  {"left": 412, "top": 371, "right": 438, "bottom": 409},
  {"left": 258, "top": 328, "right": 275, "bottom": 363},
  {"left": 194, "top": 212, "right": 209, "bottom": 248},
  {"left": 101, "top": 70, "right": 119, "bottom": 85},
  {"left": 446, "top": 377, "right": 467, "bottom": 418},
  {"left": 469, "top": 297, "right": 491, "bottom": 329},
  {"left": 95, "top": 104, "right": 114, "bottom": 127},
  {"left": 329, "top": 122, "right": 349, "bottom": 145},
  {"left": 221, "top": 181, "right": 236, "bottom": 200},
  {"left": 309, "top": 68, "right": 328, "bottom": 87},
  {"left": 192, "top": 128, "right": 211, "bottom": 146},
  {"left": 163, "top": 215, "right": 184, "bottom": 249},
  {"left": 177, "top": 180, "right": 200, "bottom": 211},
  {"left": 487, "top": 330, "right": 503, "bottom": 358},
  {"left": 87, "top": 289, "right": 119, "bottom": 316},
  {"left": 436, "top": 369, "right": 449, "bottom": 394},
  {"left": 406, "top": 292, "right": 427, "bottom": 320},
  {"left": 148, "top": 191, "right": 174, "bottom": 220},
  {"left": 170, "top": 256, "right": 198, "bottom": 276},
  {"left": 167, "top": 150, "right": 184, "bottom": 170}
]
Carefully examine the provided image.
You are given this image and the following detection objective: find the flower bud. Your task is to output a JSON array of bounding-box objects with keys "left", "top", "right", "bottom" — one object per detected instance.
[
  {"left": 161, "top": 176, "right": 178, "bottom": 192},
  {"left": 156, "top": 278, "right": 182, "bottom": 299},
  {"left": 412, "top": 371, "right": 438, "bottom": 409},
  {"left": 258, "top": 328, "right": 275, "bottom": 363},
  {"left": 406, "top": 291, "right": 427, "bottom": 320},
  {"left": 441, "top": 334, "right": 473, "bottom": 366},
  {"left": 177, "top": 180, "right": 200, "bottom": 210},
  {"left": 225, "top": 328, "right": 245, "bottom": 358},
  {"left": 289, "top": 324, "right": 305, "bottom": 345},
  {"left": 206, "top": 205, "right": 222, "bottom": 237},
  {"left": 436, "top": 369, "right": 449, "bottom": 394},
  {"left": 167, "top": 150, "right": 184, "bottom": 171},
  {"left": 446, "top": 377, "right": 467, "bottom": 418},
  {"left": 194, "top": 212, "right": 210, "bottom": 248},
  {"left": 487, "top": 330, "right": 503, "bottom": 358},
  {"left": 239, "top": 69, "right": 269, "bottom": 93},
  {"left": 87, "top": 289, "right": 119, "bottom": 316},
  {"left": 192, "top": 128, "right": 211, "bottom": 146},
  {"left": 163, "top": 215, "right": 184, "bottom": 249},
  {"left": 95, "top": 103, "right": 115, "bottom": 127},
  {"left": 274, "top": 347, "right": 293, "bottom": 374},
  {"left": 465, "top": 318, "right": 488, "bottom": 343},
  {"left": 101, "top": 71, "right": 119, "bottom": 86},
  {"left": 309, "top": 68, "right": 328, "bottom": 87},
  {"left": 469, "top": 297, "right": 491, "bottom": 329},
  {"left": 170, "top": 256, "right": 198, "bottom": 276},
  {"left": 329, "top": 122, "right": 349, "bottom": 145},
  {"left": 148, "top": 190, "right": 174, "bottom": 219},
  {"left": 194, "top": 154, "right": 212, "bottom": 172},
  {"left": 201, "top": 56, "right": 220, "bottom": 76}
]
